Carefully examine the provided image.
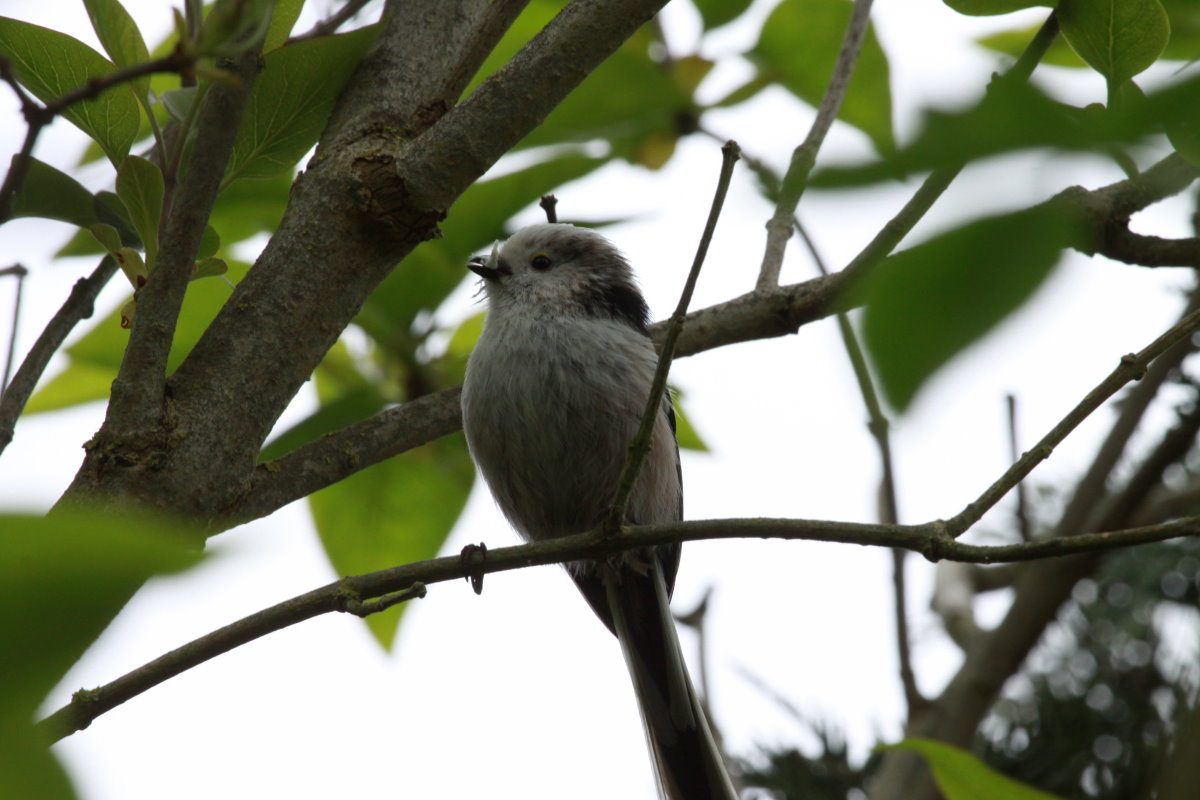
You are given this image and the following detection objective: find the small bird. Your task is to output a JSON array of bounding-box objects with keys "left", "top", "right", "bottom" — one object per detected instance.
[{"left": 460, "top": 223, "right": 736, "bottom": 800}]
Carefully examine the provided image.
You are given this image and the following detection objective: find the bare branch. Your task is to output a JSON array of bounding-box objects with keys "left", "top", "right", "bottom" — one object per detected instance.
[
  {"left": 944, "top": 304, "right": 1200, "bottom": 538},
  {"left": 607, "top": 140, "right": 740, "bottom": 529},
  {"left": 288, "top": 0, "right": 376, "bottom": 42},
  {"left": 38, "top": 511, "right": 1200, "bottom": 742},
  {"left": 1, "top": 263, "right": 27, "bottom": 392},
  {"left": 757, "top": 0, "right": 874, "bottom": 289},
  {"left": 0, "top": 256, "right": 118, "bottom": 456}
]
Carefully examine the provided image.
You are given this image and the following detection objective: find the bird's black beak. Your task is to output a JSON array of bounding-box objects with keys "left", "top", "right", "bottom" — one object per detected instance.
[{"left": 468, "top": 256, "right": 500, "bottom": 281}]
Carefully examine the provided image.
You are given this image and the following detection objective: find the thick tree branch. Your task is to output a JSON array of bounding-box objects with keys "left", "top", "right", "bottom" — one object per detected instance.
[
  {"left": 38, "top": 512, "right": 1200, "bottom": 743},
  {"left": 70, "top": 0, "right": 672, "bottom": 519},
  {"left": 0, "top": 256, "right": 118, "bottom": 456},
  {"left": 96, "top": 52, "right": 261, "bottom": 449}
]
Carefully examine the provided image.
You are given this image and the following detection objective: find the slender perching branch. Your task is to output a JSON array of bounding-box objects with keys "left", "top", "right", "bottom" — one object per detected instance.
[
  {"left": 756, "top": 0, "right": 875, "bottom": 289},
  {"left": 38, "top": 508, "right": 1200, "bottom": 743},
  {"left": 945, "top": 305, "right": 1200, "bottom": 538},
  {"left": 0, "top": 256, "right": 119, "bottom": 456},
  {"left": 606, "top": 140, "right": 740, "bottom": 529}
]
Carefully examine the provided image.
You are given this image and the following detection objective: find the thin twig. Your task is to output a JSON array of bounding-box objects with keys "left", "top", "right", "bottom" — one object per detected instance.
[
  {"left": 757, "top": 0, "right": 875, "bottom": 289},
  {"left": 607, "top": 140, "right": 740, "bottom": 529},
  {"left": 793, "top": 219, "right": 922, "bottom": 712},
  {"left": 841, "top": 12, "right": 1061, "bottom": 283},
  {"left": 0, "top": 51, "right": 194, "bottom": 223},
  {"left": 288, "top": 0, "right": 374, "bottom": 43},
  {"left": 37, "top": 510, "right": 1200, "bottom": 742},
  {"left": 1, "top": 263, "right": 27, "bottom": 393},
  {"left": 945, "top": 305, "right": 1200, "bottom": 538},
  {"left": 1006, "top": 394, "right": 1033, "bottom": 541},
  {"left": 539, "top": 194, "right": 558, "bottom": 223},
  {"left": 0, "top": 256, "right": 118, "bottom": 456}
]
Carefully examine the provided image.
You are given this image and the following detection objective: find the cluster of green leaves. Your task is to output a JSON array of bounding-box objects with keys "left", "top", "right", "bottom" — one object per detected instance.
[{"left": 829, "top": 0, "right": 1200, "bottom": 412}]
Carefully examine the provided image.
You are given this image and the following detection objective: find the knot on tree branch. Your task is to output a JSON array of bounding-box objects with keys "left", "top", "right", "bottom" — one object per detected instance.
[{"left": 351, "top": 153, "right": 447, "bottom": 240}]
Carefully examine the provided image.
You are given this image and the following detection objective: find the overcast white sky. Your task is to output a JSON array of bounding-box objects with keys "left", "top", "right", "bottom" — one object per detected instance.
[{"left": 1, "top": 1, "right": 1196, "bottom": 799}]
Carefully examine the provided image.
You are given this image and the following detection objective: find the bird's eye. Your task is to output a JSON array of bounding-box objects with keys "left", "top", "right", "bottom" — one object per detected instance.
[{"left": 530, "top": 253, "right": 552, "bottom": 271}]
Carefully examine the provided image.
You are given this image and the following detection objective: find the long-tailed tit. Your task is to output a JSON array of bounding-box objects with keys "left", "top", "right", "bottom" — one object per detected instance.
[{"left": 461, "top": 224, "right": 735, "bottom": 800}]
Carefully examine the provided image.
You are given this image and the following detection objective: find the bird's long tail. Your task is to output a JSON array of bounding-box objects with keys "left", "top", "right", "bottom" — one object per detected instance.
[{"left": 601, "top": 561, "right": 737, "bottom": 800}]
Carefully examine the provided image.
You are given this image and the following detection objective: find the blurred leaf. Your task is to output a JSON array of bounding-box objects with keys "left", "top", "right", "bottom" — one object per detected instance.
[
  {"left": 0, "top": 510, "right": 202, "bottom": 717},
  {"left": 0, "top": 723, "right": 77, "bottom": 800},
  {"left": 670, "top": 391, "right": 709, "bottom": 452},
  {"left": 208, "top": 172, "right": 291, "bottom": 247},
  {"left": 115, "top": 156, "right": 164, "bottom": 270},
  {"left": 8, "top": 156, "right": 97, "bottom": 227},
  {"left": 943, "top": 0, "right": 1050, "bottom": 15},
  {"left": 671, "top": 54, "right": 714, "bottom": 96},
  {"left": 197, "top": 225, "right": 221, "bottom": 259},
  {"left": 25, "top": 261, "right": 248, "bottom": 413},
  {"left": 161, "top": 86, "right": 198, "bottom": 121},
  {"left": 83, "top": 0, "right": 151, "bottom": 102},
  {"left": 223, "top": 24, "right": 380, "bottom": 187},
  {"left": 190, "top": 256, "right": 227, "bottom": 280},
  {"left": 360, "top": 154, "right": 609, "bottom": 345},
  {"left": 857, "top": 207, "right": 1077, "bottom": 411},
  {"left": 306, "top": 352, "right": 474, "bottom": 650},
  {"left": 264, "top": 0, "right": 305, "bottom": 51},
  {"left": 1058, "top": 0, "right": 1170, "bottom": 87},
  {"left": 1162, "top": 0, "right": 1200, "bottom": 60},
  {"left": 89, "top": 223, "right": 122, "bottom": 255},
  {"left": 468, "top": 5, "right": 689, "bottom": 161},
  {"left": 634, "top": 130, "right": 678, "bottom": 169},
  {"left": 813, "top": 76, "right": 1200, "bottom": 187},
  {"left": 750, "top": 0, "right": 893, "bottom": 153},
  {"left": 0, "top": 17, "right": 139, "bottom": 165},
  {"left": 692, "top": 0, "right": 754, "bottom": 30},
  {"left": 976, "top": 25, "right": 1089, "bottom": 68},
  {"left": 882, "top": 739, "right": 1066, "bottom": 799}
]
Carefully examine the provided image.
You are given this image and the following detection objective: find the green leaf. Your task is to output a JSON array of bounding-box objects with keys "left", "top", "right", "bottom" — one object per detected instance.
[
  {"left": 88, "top": 223, "right": 122, "bottom": 255},
  {"left": 0, "top": 722, "right": 77, "bottom": 800},
  {"left": 881, "top": 739, "right": 1067, "bottom": 800},
  {"left": 115, "top": 155, "right": 164, "bottom": 271},
  {"left": 1058, "top": 0, "right": 1171, "bottom": 87},
  {"left": 670, "top": 390, "right": 709, "bottom": 452},
  {"left": 190, "top": 256, "right": 227, "bottom": 280},
  {"left": 0, "top": 17, "right": 139, "bottom": 165},
  {"left": 309, "top": 435, "right": 475, "bottom": 650},
  {"left": 161, "top": 86, "right": 198, "bottom": 121},
  {"left": 83, "top": 0, "right": 151, "bottom": 102},
  {"left": 8, "top": 156, "right": 97, "bottom": 227},
  {"left": 943, "top": 0, "right": 1050, "bottom": 15},
  {"left": 223, "top": 24, "right": 381, "bottom": 187},
  {"left": 25, "top": 260, "right": 248, "bottom": 413},
  {"left": 813, "top": 76, "right": 1200, "bottom": 187},
  {"left": 264, "top": 0, "right": 305, "bottom": 51},
  {"left": 857, "top": 208, "right": 1077, "bottom": 411},
  {"left": 749, "top": 0, "right": 893, "bottom": 153},
  {"left": 976, "top": 25, "right": 1089, "bottom": 68},
  {"left": 0, "top": 510, "right": 202, "bottom": 718},
  {"left": 692, "top": 0, "right": 755, "bottom": 31},
  {"left": 197, "top": 225, "right": 221, "bottom": 259},
  {"left": 1162, "top": 0, "right": 1200, "bottom": 60}
]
